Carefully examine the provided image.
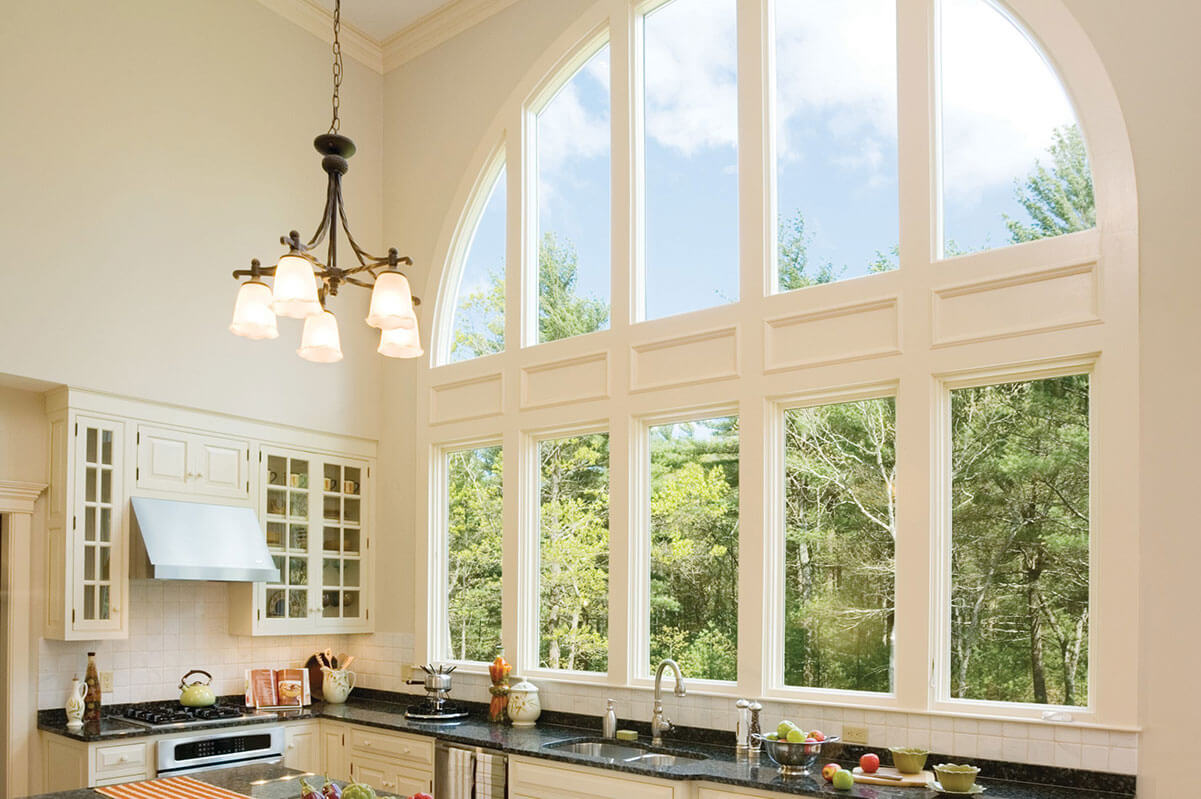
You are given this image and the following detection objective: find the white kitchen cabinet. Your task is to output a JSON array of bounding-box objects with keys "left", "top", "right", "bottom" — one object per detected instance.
[
  {"left": 346, "top": 727, "right": 434, "bottom": 796},
  {"left": 41, "top": 734, "right": 150, "bottom": 789},
  {"left": 229, "top": 446, "right": 374, "bottom": 635},
  {"left": 135, "top": 424, "right": 251, "bottom": 500},
  {"left": 285, "top": 721, "right": 322, "bottom": 771},
  {"left": 44, "top": 396, "right": 130, "bottom": 639},
  {"left": 322, "top": 722, "right": 351, "bottom": 780},
  {"left": 508, "top": 756, "right": 686, "bottom": 799}
]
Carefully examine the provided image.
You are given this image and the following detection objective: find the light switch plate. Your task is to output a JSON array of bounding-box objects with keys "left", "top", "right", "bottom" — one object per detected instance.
[
  {"left": 100, "top": 671, "right": 114, "bottom": 692},
  {"left": 843, "top": 724, "right": 868, "bottom": 744}
]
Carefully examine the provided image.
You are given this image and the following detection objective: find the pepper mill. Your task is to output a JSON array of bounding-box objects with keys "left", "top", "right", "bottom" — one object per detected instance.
[
  {"left": 748, "top": 700, "right": 763, "bottom": 753},
  {"left": 735, "top": 699, "right": 750, "bottom": 752}
]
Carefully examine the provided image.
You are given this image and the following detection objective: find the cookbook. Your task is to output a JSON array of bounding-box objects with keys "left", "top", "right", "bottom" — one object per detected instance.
[{"left": 244, "top": 668, "right": 311, "bottom": 708}]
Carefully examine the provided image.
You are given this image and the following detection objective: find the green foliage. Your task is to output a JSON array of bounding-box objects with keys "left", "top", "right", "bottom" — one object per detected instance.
[
  {"left": 539, "top": 433, "right": 610, "bottom": 672},
  {"left": 539, "top": 233, "right": 610, "bottom": 343},
  {"left": 446, "top": 446, "right": 504, "bottom": 661},
  {"left": 950, "top": 375, "right": 1090, "bottom": 706},
  {"left": 783, "top": 399, "right": 896, "bottom": 692},
  {"left": 1006, "top": 125, "right": 1095, "bottom": 243},
  {"left": 649, "top": 418, "right": 740, "bottom": 680},
  {"left": 778, "top": 212, "right": 841, "bottom": 290}
]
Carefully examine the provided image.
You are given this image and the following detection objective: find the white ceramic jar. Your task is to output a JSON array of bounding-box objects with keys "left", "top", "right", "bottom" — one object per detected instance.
[
  {"left": 65, "top": 677, "right": 86, "bottom": 729},
  {"left": 507, "top": 677, "right": 541, "bottom": 727},
  {"left": 322, "top": 668, "right": 356, "bottom": 704}
]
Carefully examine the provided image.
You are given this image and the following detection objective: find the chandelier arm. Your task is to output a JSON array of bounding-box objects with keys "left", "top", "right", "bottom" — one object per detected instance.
[
  {"left": 303, "top": 174, "right": 338, "bottom": 252},
  {"left": 335, "top": 193, "right": 376, "bottom": 266}
]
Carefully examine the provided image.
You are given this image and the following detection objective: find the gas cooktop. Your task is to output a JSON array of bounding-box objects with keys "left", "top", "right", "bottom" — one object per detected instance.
[{"left": 118, "top": 703, "right": 276, "bottom": 729}]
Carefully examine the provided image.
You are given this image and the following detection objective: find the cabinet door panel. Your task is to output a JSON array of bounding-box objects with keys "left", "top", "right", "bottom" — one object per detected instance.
[
  {"left": 393, "top": 765, "right": 433, "bottom": 797},
  {"left": 350, "top": 757, "right": 390, "bottom": 792},
  {"left": 194, "top": 435, "right": 249, "bottom": 498},
  {"left": 285, "top": 723, "right": 320, "bottom": 771},
  {"left": 322, "top": 724, "right": 348, "bottom": 780},
  {"left": 137, "top": 426, "right": 189, "bottom": 492},
  {"left": 73, "top": 417, "right": 124, "bottom": 633}
]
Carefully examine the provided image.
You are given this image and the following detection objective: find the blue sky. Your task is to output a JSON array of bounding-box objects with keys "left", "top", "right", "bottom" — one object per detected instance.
[{"left": 452, "top": 0, "right": 1083, "bottom": 356}]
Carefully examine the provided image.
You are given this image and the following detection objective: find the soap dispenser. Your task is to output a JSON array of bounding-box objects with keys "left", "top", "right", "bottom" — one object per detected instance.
[{"left": 602, "top": 698, "right": 618, "bottom": 738}]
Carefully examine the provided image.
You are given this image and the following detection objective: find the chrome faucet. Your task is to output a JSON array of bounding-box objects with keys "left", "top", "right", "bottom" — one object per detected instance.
[{"left": 651, "top": 658, "right": 687, "bottom": 746}]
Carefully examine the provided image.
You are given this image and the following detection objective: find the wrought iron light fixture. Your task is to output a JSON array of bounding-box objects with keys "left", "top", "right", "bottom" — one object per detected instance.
[{"left": 229, "top": 0, "right": 422, "bottom": 362}]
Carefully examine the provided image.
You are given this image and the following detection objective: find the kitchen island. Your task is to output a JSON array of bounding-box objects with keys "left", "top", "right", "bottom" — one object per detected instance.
[{"left": 20, "top": 765, "right": 331, "bottom": 799}]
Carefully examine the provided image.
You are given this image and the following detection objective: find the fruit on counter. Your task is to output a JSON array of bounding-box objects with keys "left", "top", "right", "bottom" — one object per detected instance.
[
  {"left": 832, "top": 769, "right": 856, "bottom": 790},
  {"left": 859, "top": 753, "right": 880, "bottom": 773},
  {"left": 300, "top": 779, "right": 320, "bottom": 799},
  {"left": 785, "top": 728, "right": 807, "bottom": 743},
  {"left": 340, "top": 782, "right": 377, "bottom": 799},
  {"left": 822, "top": 763, "right": 842, "bottom": 782},
  {"left": 776, "top": 720, "right": 797, "bottom": 738},
  {"left": 322, "top": 779, "right": 342, "bottom": 799}
]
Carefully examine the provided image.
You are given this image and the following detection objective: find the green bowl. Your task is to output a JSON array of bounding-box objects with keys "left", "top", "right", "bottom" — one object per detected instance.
[
  {"left": 890, "top": 747, "right": 929, "bottom": 774},
  {"left": 934, "top": 763, "right": 980, "bottom": 792}
]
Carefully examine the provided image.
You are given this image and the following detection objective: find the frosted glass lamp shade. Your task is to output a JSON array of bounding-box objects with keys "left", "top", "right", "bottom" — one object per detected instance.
[
  {"left": 229, "top": 280, "right": 279, "bottom": 340},
  {"left": 365, "top": 271, "right": 417, "bottom": 330},
  {"left": 271, "top": 254, "right": 321, "bottom": 318},
  {"left": 378, "top": 324, "right": 424, "bottom": 359},
  {"left": 297, "top": 309, "right": 344, "bottom": 363}
]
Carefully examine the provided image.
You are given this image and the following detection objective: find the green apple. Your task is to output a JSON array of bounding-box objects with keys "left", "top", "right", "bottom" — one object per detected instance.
[
  {"left": 832, "top": 769, "right": 855, "bottom": 790},
  {"left": 785, "top": 728, "right": 806, "bottom": 743},
  {"left": 776, "top": 720, "right": 797, "bottom": 738}
]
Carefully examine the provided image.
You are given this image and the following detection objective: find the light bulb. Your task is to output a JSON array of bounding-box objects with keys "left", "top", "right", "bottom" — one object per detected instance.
[
  {"left": 297, "top": 309, "right": 343, "bottom": 363},
  {"left": 229, "top": 280, "right": 279, "bottom": 340},
  {"left": 271, "top": 254, "right": 321, "bottom": 318},
  {"left": 366, "top": 271, "right": 418, "bottom": 330},
  {"left": 378, "top": 324, "right": 424, "bottom": 359}
]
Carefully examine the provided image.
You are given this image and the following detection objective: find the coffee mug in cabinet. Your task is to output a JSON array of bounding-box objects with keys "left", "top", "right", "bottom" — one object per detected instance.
[{"left": 343, "top": 480, "right": 358, "bottom": 494}]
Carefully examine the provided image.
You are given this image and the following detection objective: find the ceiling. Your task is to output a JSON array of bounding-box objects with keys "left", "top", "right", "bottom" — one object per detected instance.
[{"left": 313, "top": 0, "right": 456, "bottom": 41}]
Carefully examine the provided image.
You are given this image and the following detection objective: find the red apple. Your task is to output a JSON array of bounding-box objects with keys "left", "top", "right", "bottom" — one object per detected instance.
[
  {"left": 859, "top": 753, "right": 880, "bottom": 773},
  {"left": 822, "top": 762, "right": 842, "bottom": 782},
  {"left": 807, "top": 729, "right": 826, "bottom": 742}
]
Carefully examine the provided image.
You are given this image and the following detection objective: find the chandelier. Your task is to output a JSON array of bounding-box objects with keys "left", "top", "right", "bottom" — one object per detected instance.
[{"left": 228, "top": 0, "right": 422, "bottom": 362}]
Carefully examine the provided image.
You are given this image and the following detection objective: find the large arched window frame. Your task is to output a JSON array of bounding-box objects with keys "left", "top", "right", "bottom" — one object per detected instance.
[{"left": 416, "top": 0, "right": 1137, "bottom": 727}]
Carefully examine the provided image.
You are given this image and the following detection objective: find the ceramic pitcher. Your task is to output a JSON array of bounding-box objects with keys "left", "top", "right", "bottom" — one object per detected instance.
[
  {"left": 65, "top": 677, "right": 87, "bottom": 728},
  {"left": 322, "top": 667, "right": 356, "bottom": 704}
]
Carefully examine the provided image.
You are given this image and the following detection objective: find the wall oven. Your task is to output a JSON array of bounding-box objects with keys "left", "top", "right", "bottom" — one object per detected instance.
[{"left": 156, "top": 726, "right": 285, "bottom": 776}]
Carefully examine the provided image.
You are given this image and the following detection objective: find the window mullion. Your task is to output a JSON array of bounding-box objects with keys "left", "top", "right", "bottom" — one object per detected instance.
[
  {"left": 895, "top": 0, "right": 938, "bottom": 712},
  {"left": 609, "top": 0, "right": 635, "bottom": 333},
  {"left": 607, "top": 412, "right": 633, "bottom": 685}
]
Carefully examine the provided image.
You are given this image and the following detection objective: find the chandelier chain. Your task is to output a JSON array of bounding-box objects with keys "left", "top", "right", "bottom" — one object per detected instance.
[{"left": 329, "top": 0, "right": 343, "bottom": 133}]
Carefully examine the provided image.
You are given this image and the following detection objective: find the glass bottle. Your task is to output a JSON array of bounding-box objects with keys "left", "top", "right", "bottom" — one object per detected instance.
[
  {"left": 83, "top": 652, "right": 102, "bottom": 722},
  {"left": 487, "top": 645, "right": 511, "bottom": 723}
]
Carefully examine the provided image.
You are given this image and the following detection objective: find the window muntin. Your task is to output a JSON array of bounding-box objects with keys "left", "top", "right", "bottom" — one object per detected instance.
[
  {"left": 445, "top": 445, "right": 504, "bottom": 662},
  {"left": 774, "top": 0, "right": 899, "bottom": 289},
  {"left": 536, "top": 45, "right": 612, "bottom": 344},
  {"left": 783, "top": 398, "right": 896, "bottom": 693},
  {"left": 641, "top": 0, "right": 739, "bottom": 320},
  {"left": 448, "top": 165, "right": 507, "bottom": 362},
  {"left": 939, "top": 0, "right": 1093, "bottom": 256},
  {"left": 648, "top": 415, "right": 739, "bottom": 681},
  {"left": 949, "top": 374, "right": 1090, "bottom": 707},
  {"left": 538, "top": 432, "right": 610, "bottom": 673}
]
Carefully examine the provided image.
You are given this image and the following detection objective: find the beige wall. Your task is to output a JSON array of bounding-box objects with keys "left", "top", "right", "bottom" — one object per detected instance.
[
  {"left": 0, "top": 0, "right": 385, "bottom": 440},
  {"left": 1054, "top": 0, "right": 1201, "bottom": 794}
]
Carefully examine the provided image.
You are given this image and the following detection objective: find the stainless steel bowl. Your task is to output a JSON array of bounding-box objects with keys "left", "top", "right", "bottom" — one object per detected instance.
[{"left": 753, "top": 733, "right": 841, "bottom": 776}]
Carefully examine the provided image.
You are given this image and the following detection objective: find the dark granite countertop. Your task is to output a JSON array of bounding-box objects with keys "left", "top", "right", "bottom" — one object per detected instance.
[
  {"left": 21, "top": 765, "right": 376, "bottom": 799},
  {"left": 38, "top": 697, "right": 1136, "bottom": 799}
]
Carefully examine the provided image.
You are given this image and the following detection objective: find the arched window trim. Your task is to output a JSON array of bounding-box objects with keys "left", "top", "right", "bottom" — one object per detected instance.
[{"left": 414, "top": 0, "right": 1139, "bottom": 730}]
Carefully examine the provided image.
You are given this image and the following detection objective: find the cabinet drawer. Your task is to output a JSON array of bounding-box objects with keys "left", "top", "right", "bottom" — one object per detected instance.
[
  {"left": 94, "top": 742, "right": 148, "bottom": 779},
  {"left": 348, "top": 728, "right": 433, "bottom": 767},
  {"left": 510, "top": 757, "right": 678, "bottom": 799}
]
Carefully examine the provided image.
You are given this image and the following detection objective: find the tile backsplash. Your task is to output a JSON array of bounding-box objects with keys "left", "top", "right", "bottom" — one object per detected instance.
[{"left": 39, "top": 581, "right": 1138, "bottom": 776}]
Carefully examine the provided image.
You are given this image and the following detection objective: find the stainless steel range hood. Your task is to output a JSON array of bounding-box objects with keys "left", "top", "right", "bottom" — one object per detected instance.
[{"left": 130, "top": 496, "right": 280, "bottom": 582}]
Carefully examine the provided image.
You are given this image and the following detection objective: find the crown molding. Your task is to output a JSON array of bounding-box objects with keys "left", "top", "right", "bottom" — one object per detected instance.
[
  {"left": 381, "top": 0, "right": 522, "bottom": 72},
  {"left": 255, "top": 0, "right": 385, "bottom": 73},
  {"left": 256, "top": 0, "right": 522, "bottom": 75},
  {"left": 0, "top": 481, "right": 46, "bottom": 514}
]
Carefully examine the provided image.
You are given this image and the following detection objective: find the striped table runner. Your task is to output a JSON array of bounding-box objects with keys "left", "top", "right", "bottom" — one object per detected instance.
[{"left": 96, "top": 776, "right": 253, "bottom": 799}]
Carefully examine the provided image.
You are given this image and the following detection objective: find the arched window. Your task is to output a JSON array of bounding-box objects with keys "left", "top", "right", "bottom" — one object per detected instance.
[{"left": 421, "top": 0, "right": 1135, "bottom": 735}]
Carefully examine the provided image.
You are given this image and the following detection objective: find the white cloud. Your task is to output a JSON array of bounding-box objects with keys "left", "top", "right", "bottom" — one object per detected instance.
[{"left": 536, "top": 48, "right": 611, "bottom": 202}]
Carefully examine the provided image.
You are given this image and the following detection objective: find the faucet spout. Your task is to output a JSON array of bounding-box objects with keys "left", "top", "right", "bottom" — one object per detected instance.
[{"left": 651, "top": 659, "right": 686, "bottom": 746}]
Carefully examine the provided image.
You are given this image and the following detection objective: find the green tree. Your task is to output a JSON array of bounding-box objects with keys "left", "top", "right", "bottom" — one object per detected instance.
[
  {"left": 1006, "top": 124, "right": 1094, "bottom": 243},
  {"left": 446, "top": 446, "right": 504, "bottom": 661},
  {"left": 539, "top": 233, "right": 609, "bottom": 343},
  {"left": 778, "top": 212, "right": 840, "bottom": 290}
]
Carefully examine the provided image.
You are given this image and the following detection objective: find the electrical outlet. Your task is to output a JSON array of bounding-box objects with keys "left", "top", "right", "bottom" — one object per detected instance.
[
  {"left": 100, "top": 671, "right": 114, "bottom": 693},
  {"left": 843, "top": 724, "right": 868, "bottom": 744}
]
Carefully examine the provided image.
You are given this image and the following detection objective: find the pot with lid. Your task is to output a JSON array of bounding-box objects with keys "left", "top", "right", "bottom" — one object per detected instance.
[
  {"left": 407, "top": 663, "right": 456, "bottom": 699},
  {"left": 179, "top": 669, "right": 216, "bottom": 707}
]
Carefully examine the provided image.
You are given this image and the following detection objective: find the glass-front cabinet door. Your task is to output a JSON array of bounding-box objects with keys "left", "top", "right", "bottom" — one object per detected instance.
[
  {"left": 256, "top": 446, "right": 371, "bottom": 634},
  {"left": 73, "top": 416, "right": 124, "bottom": 633}
]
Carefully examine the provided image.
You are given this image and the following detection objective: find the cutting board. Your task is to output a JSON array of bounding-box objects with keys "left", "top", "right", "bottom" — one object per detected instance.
[{"left": 853, "top": 766, "right": 935, "bottom": 786}]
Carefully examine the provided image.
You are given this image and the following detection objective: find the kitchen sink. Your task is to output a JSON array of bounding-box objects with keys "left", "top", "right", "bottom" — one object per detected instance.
[{"left": 544, "top": 737, "right": 709, "bottom": 767}]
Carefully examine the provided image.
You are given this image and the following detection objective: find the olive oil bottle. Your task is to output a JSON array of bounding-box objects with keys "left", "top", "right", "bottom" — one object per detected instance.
[{"left": 83, "top": 652, "right": 102, "bottom": 722}]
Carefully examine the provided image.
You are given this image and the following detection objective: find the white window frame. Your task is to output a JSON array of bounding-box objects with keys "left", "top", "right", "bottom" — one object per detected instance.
[
  {"left": 432, "top": 438, "right": 506, "bottom": 666},
  {"left": 412, "top": 0, "right": 1139, "bottom": 728},
  {"left": 632, "top": 403, "right": 742, "bottom": 693}
]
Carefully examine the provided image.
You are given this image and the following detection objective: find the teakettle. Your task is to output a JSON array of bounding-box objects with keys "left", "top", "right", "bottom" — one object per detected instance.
[{"left": 179, "top": 669, "right": 217, "bottom": 707}]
